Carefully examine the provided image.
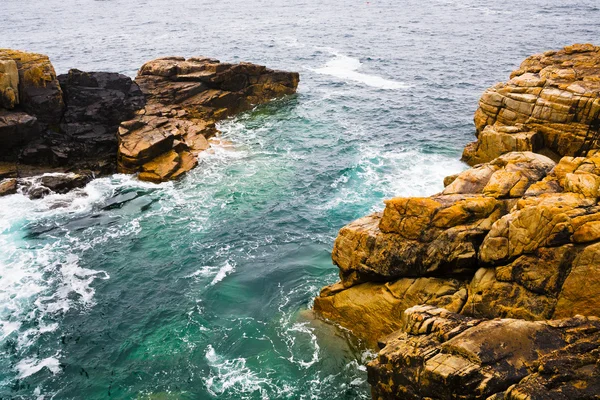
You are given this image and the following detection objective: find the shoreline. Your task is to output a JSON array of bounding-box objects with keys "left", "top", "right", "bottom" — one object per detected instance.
[{"left": 313, "top": 43, "right": 600, "bottom": 399}]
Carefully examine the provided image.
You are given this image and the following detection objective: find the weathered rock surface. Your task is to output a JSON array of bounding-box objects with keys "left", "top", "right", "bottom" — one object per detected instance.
[
  {"left": 314, "top": 278, "right": 468, "bottom": 347},
  {"left": 464, "top": 43, "right": 600, "bottom": 165},
  {"left": 318, "top": 150, "right": 600, "bottom": 342},
  {"left": 0, "top": 49, "right": 298, "bottom": 194},
  {"left": 117, "top": 57, "right": 299, "bottom": 181},
  {"left": 314, "top": 45, "right": 600, "bottom": 399},
  {"left": 0, "top": 49, "right": 64, "bottom": 125},
  {"left": 367, "top": 306, "right": 600, "bottom": 400}
]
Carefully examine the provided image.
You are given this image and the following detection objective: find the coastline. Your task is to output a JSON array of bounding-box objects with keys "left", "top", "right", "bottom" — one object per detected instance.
[{"left": 313, "top": 44, "right": 600, "bottom": 399}]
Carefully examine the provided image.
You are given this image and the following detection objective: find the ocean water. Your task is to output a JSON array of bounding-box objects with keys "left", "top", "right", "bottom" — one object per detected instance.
[{"left": 1, "top": 0, "right": 599, "bottom": 398}]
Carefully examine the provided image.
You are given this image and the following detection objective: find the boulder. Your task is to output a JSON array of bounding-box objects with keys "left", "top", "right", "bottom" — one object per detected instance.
[
  {"left": 19, "top": 172, "right": 93, "bottom": 199},
  {"left": 0, "top": 178, "right": 17, "bottom": 196}
]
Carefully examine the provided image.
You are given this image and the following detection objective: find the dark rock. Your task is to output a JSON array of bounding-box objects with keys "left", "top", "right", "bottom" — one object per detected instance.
[
  {"left": 19, "top": 172, "right": 93, "bottom": 199},
  {"left": 55, "top": 69, "right": 146, "bottom": 169},
  {"left": 0, "top": 110, "right": 40, "bottom": 154}
]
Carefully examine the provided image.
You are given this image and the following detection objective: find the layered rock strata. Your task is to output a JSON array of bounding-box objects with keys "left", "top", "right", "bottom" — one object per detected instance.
[
  {"left": 117, "top": 57, "right": 299, "bottom": 182},
  {"left": 314, "top": 44, "right": 600, "bottom": 399},
  {"left": 0, "top": 49, "right": 298, "bottom": 195},
  {"left": 368, "top": 306, "right": 600, "bottom": 400},
  {"left": 464, "top": 43, "right": 600, "bottom": 165}
]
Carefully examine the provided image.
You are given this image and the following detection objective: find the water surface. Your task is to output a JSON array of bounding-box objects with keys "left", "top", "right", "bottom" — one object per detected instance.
[{"left": 2, "top": 0, "right": 599, "bottom": 398}]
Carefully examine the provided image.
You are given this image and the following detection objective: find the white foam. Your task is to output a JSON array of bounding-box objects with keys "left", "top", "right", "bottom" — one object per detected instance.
[
  {"left": 210, "top": 260, "right": 235, "bottom": 285},
  {"left": 320, "top": 146, "right": 466, "bottom": 212},
  {"left": 16, "top": 355, "right": 61, "bottom": 378},
  {"left": 0, "top": 173, "right": 159, "bottom": 380},
  {"left": 314, "top": 53, "right": 408, "bottom": 90},
  {"left": 204, "top": 345, "right": 274, "bottom": 398}
]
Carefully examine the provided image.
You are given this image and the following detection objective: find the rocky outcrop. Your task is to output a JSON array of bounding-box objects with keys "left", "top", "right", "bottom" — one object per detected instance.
[
  {"left": 314, "top": 150, "right": 600, "bottom": 341},
  {"left": 313, "top": 45, "right": 600, "bottom": 399},
  {"left": 0, "top": 49, "right": 144, "bottom": 175},
  {"left": 18, "top": 172, "right": 94, "bottom": 199},
  {"left": 0, "top": 49, "right": 298, "bottom": 194},
  {"left": 368, "top": 306, "right": 600, "bottom": 400},
  {"left": 464, "top": 43, "right": 600, "bottom": 165},
  {"left": 117, "top": 57, "right": 299, "bottom": 182}
]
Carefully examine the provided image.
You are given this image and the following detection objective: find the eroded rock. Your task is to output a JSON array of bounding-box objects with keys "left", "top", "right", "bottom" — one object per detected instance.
[
  {"left": 367, "top": 306, "right": 600, "bottom": 400},
  {"left": 464, "top": 44, "right": 600, "bottom": 165},
  {"left": 118, "top": 57, "right": 299, "bottom": 181}
]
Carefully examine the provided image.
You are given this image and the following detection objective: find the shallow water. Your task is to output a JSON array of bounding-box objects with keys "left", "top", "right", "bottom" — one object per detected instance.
[{"left": 2, "top": 0, "right": 599, "bottom": 398}]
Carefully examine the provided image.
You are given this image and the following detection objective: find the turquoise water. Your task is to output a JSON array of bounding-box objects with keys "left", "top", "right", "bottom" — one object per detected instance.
[{"left": 2, "top": 0, "right": 600, "bottom": 398}]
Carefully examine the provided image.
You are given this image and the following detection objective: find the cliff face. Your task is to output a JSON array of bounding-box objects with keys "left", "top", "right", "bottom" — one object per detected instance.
[
  {"left": 464, "top": 43, "right": 600, "bottom": 165},
  {"left": 0, "top": 49, "right": 298, "bottom": 196},
  {"left": 314, "top": 44, "right": 600, "bottom": 399}
]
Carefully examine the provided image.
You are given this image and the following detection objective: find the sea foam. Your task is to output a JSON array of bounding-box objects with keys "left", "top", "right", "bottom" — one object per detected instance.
[{"left": 314, "top": 53, "right": 408, "bottom": 90}]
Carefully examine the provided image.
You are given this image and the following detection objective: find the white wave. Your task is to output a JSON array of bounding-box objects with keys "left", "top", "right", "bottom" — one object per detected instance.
[
  {"left": 185, "top": 260, "right": 235, "bottom": 286},
  {"left": 0, "top": 173, "right": 157, "bottom": 379},
  {"left": 204, "top": 345, "right": 274, "bottom": 398},
  {"left": 320, "top": 146, "right": 466, "bottom": 212},
  {"left": 313, "top": 54, "right": 408, "bottom": 90},
  {"left": 211, "top": 260, "right": 235, "bottom": 285},
  {"left": 16, "top": 355, "right": 61, "bottom": 378}
]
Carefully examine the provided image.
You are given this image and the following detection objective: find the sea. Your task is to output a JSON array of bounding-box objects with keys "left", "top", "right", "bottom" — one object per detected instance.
[{"left": 2, "top": 0, "right": 599, "bottom": 398}]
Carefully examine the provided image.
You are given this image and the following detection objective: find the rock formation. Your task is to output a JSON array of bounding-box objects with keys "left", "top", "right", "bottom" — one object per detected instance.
[
  {"left": 368, "top": 306, "right": 600, "bottom": 400},
  {"left": 0, "top": 49, "right": 298, "bottom": 196},
  {"left": 314, "top": 44, "right": 600, "bottom": 399},
  {"left": 464, "top": 43, "right": 600, "bottom": 165},
  {"left": 117, "top": 57, "right": 298, "bottom": 182}
]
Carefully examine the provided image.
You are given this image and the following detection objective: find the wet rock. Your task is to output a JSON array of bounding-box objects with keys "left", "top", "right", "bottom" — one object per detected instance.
[
  {"left": 20, "top": 172, "right": 93, "bottom": 199},
  {"left": 118, "top": 56, "right": 299, "bottom": 181},
  {"left": 0, "top": 178, "right": 17, "bottom": 196},
  {"left": 367, "top": 306, "right": 600, "bottom": 400}
]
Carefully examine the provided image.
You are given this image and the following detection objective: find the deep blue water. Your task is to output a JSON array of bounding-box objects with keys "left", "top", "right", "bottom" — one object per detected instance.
[{"left": 1, "top": 0, "right": 599, "bottom": 398}]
